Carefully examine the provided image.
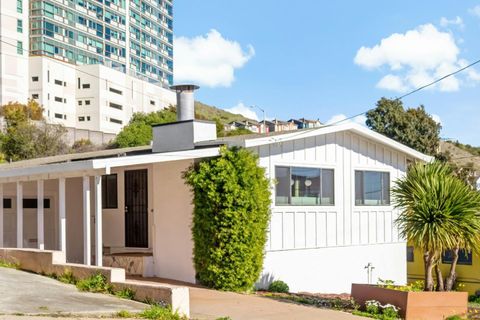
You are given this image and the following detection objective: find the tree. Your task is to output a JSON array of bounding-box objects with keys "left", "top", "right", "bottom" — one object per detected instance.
[
  {"left": 366, "top": 98, "right": 441, "bottom": 155},
  {"left": 393, "top": 161, "right": 480, "bottom": 291},
  {"left": 112, "top": 107, "right": 177, "bottom": 148},
  {"left": 184, "top": 147, "right": 271, "bottom": 291},
  {"left": 0, "top": 100, "right": 68, "bottom": 161},
  {"left": 0, "top": 100, "right": 43, "bottom": 127}
]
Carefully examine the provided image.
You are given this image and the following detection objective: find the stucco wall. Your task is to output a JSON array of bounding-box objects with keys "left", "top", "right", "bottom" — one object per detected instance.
[
  {"left": 2, "top": 180, "right": 58, "bottom": 250},
  {"left": 262, "top": 243, "right": 406, "bottom": 293},
  {"left": 152, "top": 160, "right": 196, "bottom": 283}
]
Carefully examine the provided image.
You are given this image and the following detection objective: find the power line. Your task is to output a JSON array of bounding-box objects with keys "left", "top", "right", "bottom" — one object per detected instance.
[
  {"left": 270, "top": 56, "right": 480, "bottom": 143},
  {"left": 1, "top": 37, "right": 480, "bottom": 140}
]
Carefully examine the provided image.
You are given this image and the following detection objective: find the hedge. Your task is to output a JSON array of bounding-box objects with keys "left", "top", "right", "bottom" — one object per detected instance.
[{"left": 184, "top": 146, "right": 271, "bottom": 291}]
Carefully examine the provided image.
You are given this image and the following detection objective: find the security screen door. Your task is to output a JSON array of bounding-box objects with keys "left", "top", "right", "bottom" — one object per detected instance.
[{"left": 124, "top": 169, "right": 148, "bottom": 248}]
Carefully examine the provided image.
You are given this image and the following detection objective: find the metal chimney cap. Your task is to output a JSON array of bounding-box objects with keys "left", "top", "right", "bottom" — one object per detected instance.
[{"left": 170, "top": 84, "right": 200, "bottom": 92}]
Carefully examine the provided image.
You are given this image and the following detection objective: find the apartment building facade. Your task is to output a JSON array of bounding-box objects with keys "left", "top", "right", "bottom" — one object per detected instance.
[{"left": 1, "top": 0, "right": 175, "bottom": 134}]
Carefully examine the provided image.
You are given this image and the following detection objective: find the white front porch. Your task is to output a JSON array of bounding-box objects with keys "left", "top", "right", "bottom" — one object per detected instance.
[{"left": 0, "top": 158, "right": 198, "bottom": 283}]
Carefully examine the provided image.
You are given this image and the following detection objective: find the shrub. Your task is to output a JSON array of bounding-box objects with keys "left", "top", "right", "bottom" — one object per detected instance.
[
  {"left": 76, "top": 273, "right": 112, "bottom": 293},
  {"left": 138, "top": 305, "right": 186, "bottom": 320},
  {"left": 184, "top": 146, "right": 271, "bottom": 291},
  {"left": 365, "top": 300, "right": 381, "bottom": 315},
  {"left": 268, "top": 280, "right": 289, "bottom": 293},
  {"left": 445, "top": 316, "right": 466, "bottom": 320},
  {"left": 381, "top": 304, "right": 400, "bottom": 318},
  {"left": 115, "top": 287, "right": 136, "bottom": 300}
]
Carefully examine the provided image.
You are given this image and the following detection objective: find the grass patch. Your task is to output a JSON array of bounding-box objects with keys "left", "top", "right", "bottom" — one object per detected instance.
[
  {"left": 138, "top": 305, "right": 187, "bottom": 320},
  {"left": 352, "top": 310, "right": 398, "bottom": 319},
  {"left": 116, "top": 310, "right": 135, "bottom": 318},
  {"left": 115, "top": 287, "right": 136, "bottom": 300},
  {"left": 76, "top": 273, "right": 113, "bottom": 294},
  {"left": 58, "top": 269, "right": 77, "bottom": 285},
  {"left": 0, "top": 259, "right": 19, "bottom": 269}
]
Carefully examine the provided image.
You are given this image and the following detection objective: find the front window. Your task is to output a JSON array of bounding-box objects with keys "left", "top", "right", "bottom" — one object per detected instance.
[
  {"left": 355, "top": 171, "right": 390, "bottom": 206},
  {"left": 442, "top": 249, "right": 472, "bottom": 265},
  {"left": 275, "top": 166, "right": 334, "bottom": 206}
]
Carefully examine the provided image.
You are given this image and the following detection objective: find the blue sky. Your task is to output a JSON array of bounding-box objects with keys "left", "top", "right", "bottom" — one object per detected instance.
[{"left": 173, "top": 1, "right": 480, "bottom": 145}]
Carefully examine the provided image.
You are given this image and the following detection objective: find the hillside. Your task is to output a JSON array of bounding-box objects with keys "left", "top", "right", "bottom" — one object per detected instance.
[
  {"left": 439, "top": 140, "right": 480, "bottom": 171},
  {"left": 195, "top": 101, "right": 253, "bottom": 124}
]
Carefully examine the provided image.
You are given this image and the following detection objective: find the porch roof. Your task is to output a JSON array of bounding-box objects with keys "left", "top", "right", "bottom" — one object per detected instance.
[{"left": 0, "top": 147, "right": 220, "bottom": 183}]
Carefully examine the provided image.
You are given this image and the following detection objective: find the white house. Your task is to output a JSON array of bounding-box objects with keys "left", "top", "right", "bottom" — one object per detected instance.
[{"left": 0, "top": 89, "right": 431, "bottom": 293}]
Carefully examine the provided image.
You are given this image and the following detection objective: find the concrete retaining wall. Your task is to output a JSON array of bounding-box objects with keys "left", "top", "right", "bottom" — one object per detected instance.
[{"left": 0, "top": 248, "right": 189, "bottom": 317}]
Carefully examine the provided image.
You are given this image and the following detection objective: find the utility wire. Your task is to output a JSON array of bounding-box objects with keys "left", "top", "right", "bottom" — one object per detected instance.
[
  {"left": 269, "top": 56, "right": 480, "bottom": 143},
  {"left": 1, "top": 37, "right": 480, "bottom": 142}
]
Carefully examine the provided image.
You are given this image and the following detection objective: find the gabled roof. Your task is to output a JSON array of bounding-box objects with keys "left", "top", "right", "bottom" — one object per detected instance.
[{"left": 198, "top": 122, "right": 433, "bottom": 162}]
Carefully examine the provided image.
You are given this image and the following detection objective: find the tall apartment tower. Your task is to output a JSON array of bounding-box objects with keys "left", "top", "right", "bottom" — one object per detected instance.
[
  {"left": 0, "top": 0, "right": 30, "bottom": 105},
  {"left": 29, "top": 0, "right": 174, "bottom": 86},
  {"left": 0, "top": 0, "right": 176, "bottom": 135}
]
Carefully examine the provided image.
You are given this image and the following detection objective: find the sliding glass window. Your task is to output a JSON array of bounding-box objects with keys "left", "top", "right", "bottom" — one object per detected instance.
[{"left": 275, "top": 166, "right": 334, "bottom": 206}]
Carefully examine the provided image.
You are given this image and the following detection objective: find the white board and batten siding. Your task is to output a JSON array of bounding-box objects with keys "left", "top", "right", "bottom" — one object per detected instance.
[{"left": 251, "top": 131, "right": 409, "bottom": 293}]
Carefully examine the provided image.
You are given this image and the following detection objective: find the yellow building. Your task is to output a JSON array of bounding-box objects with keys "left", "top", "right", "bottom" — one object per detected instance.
[{"left": 407, "top": 245, "right": 480, "bottom": 294}]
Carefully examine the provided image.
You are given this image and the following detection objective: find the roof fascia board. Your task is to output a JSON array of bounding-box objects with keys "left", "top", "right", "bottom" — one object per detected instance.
[{"left": 241, "top": 123, "right": 432, "bottom": 162}]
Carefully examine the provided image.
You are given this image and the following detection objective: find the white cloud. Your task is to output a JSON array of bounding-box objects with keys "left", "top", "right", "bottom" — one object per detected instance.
[
  {"left": 325, "top": 114, "right": 366, "bottom": 126},
  {"left": 174, "top": 29, "right": 255, "bottom": 88},
  {"left": 224, "top": 102, "right": 259, "bottom": 121},
  {"left": 440, "top": 16, "right": 464, "bottom": 28},
  {"left": 376, "top": 74, "right": 408, "bottom": 92},
  {"left": 431, "top": 114, "right": 442, "bottom": 124},
  {"left": 469, "top": 5, "right": 480, "bottom": 17},
  {"left": 354, "top": 24, "right": 479, "bottom": 93}
]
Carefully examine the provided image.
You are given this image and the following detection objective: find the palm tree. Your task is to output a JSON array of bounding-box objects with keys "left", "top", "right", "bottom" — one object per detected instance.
[{"left": 393, "top": 161, "right": 480, "bottom": 291}]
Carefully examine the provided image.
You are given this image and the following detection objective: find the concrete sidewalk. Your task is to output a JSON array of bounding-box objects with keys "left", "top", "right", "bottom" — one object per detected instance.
[
  {"left": 0, "top": 267, "right": 146, "bottom": 315},
  {"left": 134, "top": 277, "right": 367, "bottom": 320}
]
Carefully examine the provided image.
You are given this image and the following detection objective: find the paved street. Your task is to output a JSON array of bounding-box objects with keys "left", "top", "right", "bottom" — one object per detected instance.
[{"left": 0, "top": 267, "right": 146, "bottom": 316}]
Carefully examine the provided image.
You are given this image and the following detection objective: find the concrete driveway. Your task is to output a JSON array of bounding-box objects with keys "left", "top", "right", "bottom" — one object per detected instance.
[
  {"left": 134, "top": 277, "right": 367, "bottom": 320},
  {"left": 0, "top": 267, "right": 146, "bottom": 316}
]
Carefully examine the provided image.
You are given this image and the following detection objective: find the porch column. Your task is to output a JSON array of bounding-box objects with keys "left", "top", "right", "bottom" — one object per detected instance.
[
  {"left": 58, "top": 178, "right": 66, "bottom": 253},
  {"left": 0, "top": 183, "right": 4, "bottom": 248},
  {"left": 83, "top": 176, "right": 91, "bottom": 265},
  {"left": 94, "top": 176, "right": 102, "bottom": 266},
  {"left": 37, "top": 180, "right": 44, "bottom": 250},
  {"left": 16, "top": 182, "right": 23, "bottom": 248}
]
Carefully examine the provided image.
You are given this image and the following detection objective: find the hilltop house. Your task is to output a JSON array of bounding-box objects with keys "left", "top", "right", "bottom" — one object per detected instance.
[
  {"left": 0, "top": 87, "right": 431, "bottom": 293},
  {"left": 289, "top": 118, "right": 323, "bottom": 129},
  {"left": 264, "top": 119, "right": 297, "bottom": 133},
  {"left": 224, "top": 120, "right": 261, "bottom": 133}
]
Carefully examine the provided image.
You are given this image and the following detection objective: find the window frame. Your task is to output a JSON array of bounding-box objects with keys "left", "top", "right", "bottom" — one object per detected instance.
[
  {"left": 274, "top": 165, "right": 335, "bottom": 207},
  {"left": 354, "top": 170, "right": 391, "bottom": 206},
  {"left": 407, "top": 246, "right": 414, "bottom": 262},
  {"left": 442, "top": 249, "right": 472, "bottom": 265}
]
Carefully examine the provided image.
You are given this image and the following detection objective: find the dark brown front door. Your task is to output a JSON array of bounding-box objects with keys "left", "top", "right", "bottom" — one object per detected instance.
[{"left": 124, "top": 169, "right": 148, "bottom": 248}]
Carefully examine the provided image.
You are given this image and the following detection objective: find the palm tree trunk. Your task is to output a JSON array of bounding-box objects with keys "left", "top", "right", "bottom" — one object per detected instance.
[
  {"left": 445, "top": 247, "right": 460, "bottom": 291},
  {"left": 435, "top": 263, "right": 444, "bottom": 291},
  {"left": 424, "top": 251, "right": 435, "bottom": 291}
]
